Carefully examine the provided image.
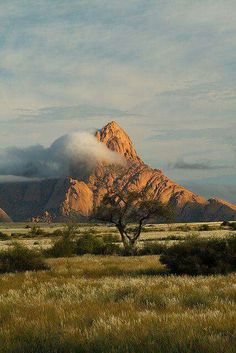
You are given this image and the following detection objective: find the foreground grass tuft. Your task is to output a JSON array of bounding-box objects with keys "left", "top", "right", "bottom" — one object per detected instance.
[{"left": 0, "top": 255, "right": 235, "bottom": 353}]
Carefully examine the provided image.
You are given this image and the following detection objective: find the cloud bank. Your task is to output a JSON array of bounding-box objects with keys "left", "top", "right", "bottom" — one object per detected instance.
[{"left": 0, "top": 132, "right": 124, "bottom": 180}]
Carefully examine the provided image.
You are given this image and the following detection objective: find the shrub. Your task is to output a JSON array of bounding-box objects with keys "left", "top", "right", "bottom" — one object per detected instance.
[
  {"left": 198, "top": 224, "right": 210, "bottom": 231},
  {"left": 46, "top": 237, "right": 75, "bottom": 258},
  {"left": 76, "top": 233, "right": 120, "bottom": 255},
  {"left": 0, "top": 243, "right": 48, "bottom": 273},
  {"left": 102, "top": 234, "right": 121, "bottom": 255},
  {"left": 221, "top": 220, "right": 230, "bottom": 227},
  {"left": 176, "top": 224, "right": 191, "bottom": 232},
  {"left": 0, "top": 231, "right": 9, "bottom": 240},
  {"left": 229, "top": 222, "right": 236, "bottom": 230},
  {"left": 30, "top": 226, "right": 45, "bottom": 236},
  {"left": 45, "top": 222, "right": 80, "bottom": 258},
  {"left": 51, "top": 229, "right": 64, "bottom": 237},
  {"left": 221, "top": 221, "right": 236, "bottom": 230},
  {"left": 138, "top": 242, "right": 166, "bottom": 255},
  {"left": 160, "top": 236, "right": 236, "bottom": 275}
]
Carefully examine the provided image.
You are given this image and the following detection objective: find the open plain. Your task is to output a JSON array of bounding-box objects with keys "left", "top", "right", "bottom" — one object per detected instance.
[{"left": 0, "top": 222, "right": 235, "bottom": 353}]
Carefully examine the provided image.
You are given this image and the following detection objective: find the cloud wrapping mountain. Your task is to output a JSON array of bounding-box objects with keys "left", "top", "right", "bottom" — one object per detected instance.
[{"left": 0, "top": 132, "right": 125, "bottom": 180}]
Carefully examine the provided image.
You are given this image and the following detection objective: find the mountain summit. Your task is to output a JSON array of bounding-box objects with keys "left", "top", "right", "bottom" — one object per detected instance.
[
  {"left": 95, "top": 121, "right": 143, "bottom": 164},
  {"left": 0, "top": 121, "right": 236, "bottom": 222}
]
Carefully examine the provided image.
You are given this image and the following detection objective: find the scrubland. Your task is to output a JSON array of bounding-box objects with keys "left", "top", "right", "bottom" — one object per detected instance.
[
  {"left": 0, "top": 222, "right": 235, "bottom": 353},
  {"left": 0, "top": 221, "right": 232, "bottom": 251}
]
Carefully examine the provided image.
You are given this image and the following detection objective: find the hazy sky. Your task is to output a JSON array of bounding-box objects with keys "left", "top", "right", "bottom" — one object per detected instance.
[{"left": 0, "top": 1, "right": 235, "bottom": 201}]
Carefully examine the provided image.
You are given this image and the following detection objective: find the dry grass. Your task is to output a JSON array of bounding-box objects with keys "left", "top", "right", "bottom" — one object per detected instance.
[
  {"left": 0, "top": 222, "right": 232, "bottom": 251},
  {"left": 0, "top": 255, "right": 235, "bottom": 353}
]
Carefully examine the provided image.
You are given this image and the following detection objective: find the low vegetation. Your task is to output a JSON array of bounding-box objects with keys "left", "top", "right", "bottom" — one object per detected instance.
[
  {"left": 0, "top": 231, "right": 9, "bottom": 241},
  {"left": 0, "top": 256, "right": 235, "bottom": 353},
  {"left": 0, "top": 221, "right": 236, "bottom": 352},
  {"left": 160, "top": 236, "right": 236, "bottom": 275},
  {"left": 0, "top": 242, "right": 48, "bottom": 273}
]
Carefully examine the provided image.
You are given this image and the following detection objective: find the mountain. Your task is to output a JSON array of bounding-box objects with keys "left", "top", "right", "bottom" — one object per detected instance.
[
  {"left": 0, "top": 121, "right": 235, "bottom": 222},
  {"left": 0, "top": 207, "right": 12, "bottom": 222}
]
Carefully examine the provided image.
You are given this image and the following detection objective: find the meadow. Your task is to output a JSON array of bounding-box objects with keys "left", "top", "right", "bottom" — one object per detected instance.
[{"left": 0, "top": 222, "right": 235, "bottom": 353}]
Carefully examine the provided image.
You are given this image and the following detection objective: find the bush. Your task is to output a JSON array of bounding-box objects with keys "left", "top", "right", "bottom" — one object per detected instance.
[
  {"left": 51, "top": 229, "right": 64, "bottom": 237},
  {"left": 0, "top": 231, "right": 9, "bottom": 240},
  {"left": 138, "top": 242, "right": 166, "bottom": 255},
  {"left": 45, "top": 237, "right": 75, "bottom": 258},
  {"left": 221, "top": 221, "right": 236, "bottom": 230},
  {"left": 29, "top": 226, "right": 45, "bottom": 236},
  {"left": 221, "top": 220, "right": 230, "bottom": 227},
  {"left": 176, "top": 224, "right": 191, "bottom": 232},
  {"left": 160, "top": 236, "right": 236, "bottom": 275},
  {"left": 76, "top": 233, "right": 120, "bottom": 255},
  {"left": 45, "top": 222, "right": 80, "bottom": 258},
  {"left": 0, "top": 243, "right": 48, "bottom": 273},
  {"left": 229, "top": 222, "right": 236, "bottom": 230},
  {"left": 198, "top": 224, "right": 210, "bottom": 231}
]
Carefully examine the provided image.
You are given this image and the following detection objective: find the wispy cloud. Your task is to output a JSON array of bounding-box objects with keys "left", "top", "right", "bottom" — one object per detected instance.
[
  {"left": 13, "top": 105, "right": 138, "bottom": 123},
  {"left": 170, "top": 160, "right": 230, "bottom": 171}
]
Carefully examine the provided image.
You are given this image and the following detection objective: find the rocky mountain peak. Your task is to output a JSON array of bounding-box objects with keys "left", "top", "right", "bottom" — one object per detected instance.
[
  {"left": 0, "top": 121, "right": 236, "bottom": 222},
  {"left": 95, "top": 121, "right": 143, "bottom": 164},
  {"left": 0, "top": 208, "right": 12, "bottom": 222}
]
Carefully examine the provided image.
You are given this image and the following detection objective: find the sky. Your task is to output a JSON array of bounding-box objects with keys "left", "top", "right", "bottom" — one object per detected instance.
[{"left": 0, "top": 0, "right": 235, "bottom": 202}]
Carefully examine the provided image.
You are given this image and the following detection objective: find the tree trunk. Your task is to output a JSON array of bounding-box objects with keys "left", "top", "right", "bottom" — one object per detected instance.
[{"left": 116, "top": 225, "right": 137, "bottom": 255}]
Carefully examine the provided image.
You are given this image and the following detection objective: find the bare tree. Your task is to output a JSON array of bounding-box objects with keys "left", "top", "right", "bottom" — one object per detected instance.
[{"left": 94, "top": 167, "right": 173, "bottom": 253}]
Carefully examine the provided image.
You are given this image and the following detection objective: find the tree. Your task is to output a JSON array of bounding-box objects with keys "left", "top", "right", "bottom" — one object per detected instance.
[{"left": 94, "top": 187, "right": 173, "bottom": 254}]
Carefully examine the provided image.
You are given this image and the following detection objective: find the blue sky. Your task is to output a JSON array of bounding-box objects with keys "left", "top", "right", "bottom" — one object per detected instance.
[{"left": 0, "top": 1, "right": 235, "bottom": 201}]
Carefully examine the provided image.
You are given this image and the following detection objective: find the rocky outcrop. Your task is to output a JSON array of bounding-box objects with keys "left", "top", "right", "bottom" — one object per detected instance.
[
  {"left": 0, "top": 121, "right": 235, "bottom": 221},
  {"left": 95, "top": 121, "right": 143, "bottom": 164},
  {"left": 0, "top": 208, "right": 12, "bottom": 222}
]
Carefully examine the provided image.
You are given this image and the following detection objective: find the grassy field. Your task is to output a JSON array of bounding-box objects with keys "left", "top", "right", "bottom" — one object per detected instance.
[
  {"left": 0, "top": 255, "right": 235, "bottom": 353},
  {"left": 0, "top": 221, "right": 233, "bottom": 251},
  {"left": 0, "top": 222, "right": 235, "bottom": 353}
]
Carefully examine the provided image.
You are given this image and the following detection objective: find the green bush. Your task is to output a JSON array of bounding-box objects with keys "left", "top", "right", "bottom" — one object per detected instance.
[
  {"left": 0, "top": 243, "right": 48, "bottom": 273},
  {"left": 46, "top": 237, "right": 75, "bottom": 258},
  {"left": 160, "top": 236, "right": 236, "bottom": 275},
  {"left": 76, "top": 233, "right": 120, "bottom": 255},
  {"left": 138, "top": 242, "right": 166, "bottom": 255},
  {"left": 45, "top": 222, "right": 80, "bottom": 258}
]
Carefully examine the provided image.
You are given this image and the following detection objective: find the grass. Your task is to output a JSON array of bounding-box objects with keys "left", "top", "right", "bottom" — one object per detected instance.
[
  {"left": 0, "top": 221, "right": 232, "bottom": 252},
  {"left": 0, "top": 255, "right": 235, "bottom": 353},
  {"left": 0, "top": 222, "right": 235, "bottom": 352}
]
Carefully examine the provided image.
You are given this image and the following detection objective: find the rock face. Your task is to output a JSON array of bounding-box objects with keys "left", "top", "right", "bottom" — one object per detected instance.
[
  {"left": 0, "top": 121, "right": 235, "bottom": 221},
  {"left": 0, "top": 207, "right": 12, "bottom": 222},
  {"left": 95, "top": 121, "right": 143, "bottom": 164}
]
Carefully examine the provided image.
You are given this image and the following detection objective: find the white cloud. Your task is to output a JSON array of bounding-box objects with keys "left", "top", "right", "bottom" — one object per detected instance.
[{"left": 0, "top": 0, "right": 236, "bottom": 199}]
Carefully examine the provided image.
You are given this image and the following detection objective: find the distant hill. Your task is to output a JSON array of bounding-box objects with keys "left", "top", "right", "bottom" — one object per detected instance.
[{"left": 0, "top": 121, "right": 235, "bottom": 222}]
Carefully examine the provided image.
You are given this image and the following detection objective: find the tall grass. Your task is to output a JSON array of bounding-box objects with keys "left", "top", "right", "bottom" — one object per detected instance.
[{"left": 0, "top": 256, "right": 235, "bottom": 353}]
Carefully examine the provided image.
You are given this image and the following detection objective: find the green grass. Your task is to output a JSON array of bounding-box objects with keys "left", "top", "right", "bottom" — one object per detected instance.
[{"left": 0, "top": 255, "right": 235, "bottom": 353}]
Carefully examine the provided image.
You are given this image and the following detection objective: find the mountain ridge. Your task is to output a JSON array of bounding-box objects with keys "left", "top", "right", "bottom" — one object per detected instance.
[{"left": 0, "top": 121, "right": 235, "bottom": 222}]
